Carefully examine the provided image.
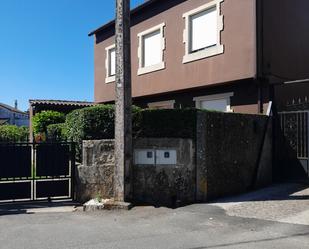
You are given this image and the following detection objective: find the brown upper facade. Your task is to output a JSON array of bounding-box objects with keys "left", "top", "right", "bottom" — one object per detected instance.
[
  {"left": 90, "top": 0, "right": 309, "bottom": 113},
  {"left": 91, "top": 0, "right": 256, "bottom": 104}
]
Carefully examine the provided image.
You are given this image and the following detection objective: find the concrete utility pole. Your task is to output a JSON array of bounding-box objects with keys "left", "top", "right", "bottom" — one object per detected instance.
[{"left": 114, "top": 0, "right": 132, "bottom": 203}]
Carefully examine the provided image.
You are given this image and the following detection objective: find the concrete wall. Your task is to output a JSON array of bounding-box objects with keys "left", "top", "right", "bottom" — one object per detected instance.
[{"left": 196, "top": 111, "right": 272, "bottom": 201}]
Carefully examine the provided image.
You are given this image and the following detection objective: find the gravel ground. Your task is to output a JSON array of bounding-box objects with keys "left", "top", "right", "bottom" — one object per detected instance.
[{"left": 212, "top": 183, "right": 309, "bottom": 226}]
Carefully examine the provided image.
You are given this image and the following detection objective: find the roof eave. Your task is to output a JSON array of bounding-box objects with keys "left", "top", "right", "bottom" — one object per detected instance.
[{"left": 88, "top": 0, "right": 159, "bottom": 37}]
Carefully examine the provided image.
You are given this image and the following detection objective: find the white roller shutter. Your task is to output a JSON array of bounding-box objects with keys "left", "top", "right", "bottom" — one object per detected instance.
[
  {"left": 143, "top": 30, "right": 161, "bottom": 67},
  {"left": 190, "top": 7, "right": 218, "bottom": 52}
]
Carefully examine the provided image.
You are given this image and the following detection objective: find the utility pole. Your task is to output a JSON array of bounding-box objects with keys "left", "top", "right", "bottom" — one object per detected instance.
[{"left": 114, "top": 0, "right": 132, "bottom": 203}]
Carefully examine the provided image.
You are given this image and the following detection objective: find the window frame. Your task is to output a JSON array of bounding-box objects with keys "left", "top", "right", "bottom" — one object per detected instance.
[
  {"left": 193, "top": 92, "right": 234, "bottom": 112},
  {"left": 148, "top": 100, "right": 175, "bottom": 109},
  {"left": 137, "top": 23, "right": 166, "bottom": 76},
  {"left": 183, "top": 0, "right": 224, "bottom": 64},
  {"left": 105, "top": 44, "right": 116, "bottom": 84}
]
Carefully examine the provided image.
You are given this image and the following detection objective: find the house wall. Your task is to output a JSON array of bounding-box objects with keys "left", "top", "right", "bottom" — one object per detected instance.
[
  {"left": 94, "top": 0, "right": 257, "bottom": 106},
  {"left": 262, "top": 0, "right": 309, "bottom": 83},
  {"left": 132, "top": 79, "right": 270, "bottom": 114},
  {"left": 0, "top": 106, "right": 29, "bottom": 127}
]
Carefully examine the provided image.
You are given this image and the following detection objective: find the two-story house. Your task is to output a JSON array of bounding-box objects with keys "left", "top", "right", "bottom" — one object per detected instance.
[
  {"left": 0, "top": 102, "right": 29, "bottom": 127},
  {"left": 89, "top": 0, "right": 309, "bottom": 114}
]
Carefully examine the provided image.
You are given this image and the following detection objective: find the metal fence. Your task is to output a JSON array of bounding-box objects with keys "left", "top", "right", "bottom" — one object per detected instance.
[
  {"left": 278, "top": 111, "right": 309, "bottom": 178},
  {"left": 0, "top": 142, "right": 75, "bottom": 203}
]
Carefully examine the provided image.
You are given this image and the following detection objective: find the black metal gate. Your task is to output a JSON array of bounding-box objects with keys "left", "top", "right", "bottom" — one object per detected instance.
[
  {"left": 278, "top": 111, "right": 309, "bottom": 178},
  {"left": 0, "top": 142, "right": 75, "bottom": 203}
]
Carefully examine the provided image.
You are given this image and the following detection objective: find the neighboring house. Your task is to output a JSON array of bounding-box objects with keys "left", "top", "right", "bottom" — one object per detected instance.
[
  {"left": 0, "top": 102, "right": 29, "bottom": 127},
  {"left": 29, "top": 99, "right": 94, "bottom": 141},
  {"left": 89, "top": 0, "right": 309, "bottom": 114}
]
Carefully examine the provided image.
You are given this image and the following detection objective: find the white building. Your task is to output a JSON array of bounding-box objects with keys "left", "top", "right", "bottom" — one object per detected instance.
[{"left": 0, "top": 102, "right": 29, "bottom": 127}]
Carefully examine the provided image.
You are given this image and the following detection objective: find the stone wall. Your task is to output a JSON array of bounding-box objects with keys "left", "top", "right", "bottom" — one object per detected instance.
[
  {"left": 75, "top": 140, "right": 115, "bottom": 202},
  {"left": 133, "top": 138, "right": 195, "bottom": 207},
  {"left": 76, "top": 111, "right": 272, "bottom": 206},
  {"left": 196, "top": 111, "right": 272, "bottom": 201}
]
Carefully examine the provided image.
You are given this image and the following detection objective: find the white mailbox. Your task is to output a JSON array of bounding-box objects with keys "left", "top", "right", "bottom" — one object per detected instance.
[
  {"left": 156, "top": 150, "right": 177, "bottom": 165},
  {"left": 134, "top": 149, "right": 155, "bottom": 165}
]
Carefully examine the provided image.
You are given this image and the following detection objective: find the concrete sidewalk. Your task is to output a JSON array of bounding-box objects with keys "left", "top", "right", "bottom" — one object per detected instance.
[{"left": 211, "top": 183, "right": 309, "bottom": 226}]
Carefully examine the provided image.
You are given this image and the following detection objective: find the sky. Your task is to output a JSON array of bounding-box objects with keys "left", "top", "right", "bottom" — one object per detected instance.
[{"left": 0, "top": 0, "right": 143, "bottom": 111}]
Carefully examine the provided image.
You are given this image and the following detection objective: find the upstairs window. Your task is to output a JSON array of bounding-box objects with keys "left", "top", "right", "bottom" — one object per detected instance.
[
  {"left": 190, "top": 7, "right": 217, "bottom": 52},
  {"left": 105, "top": 44, "right": 116, "bottom": 83},
  {"left": 138, "top": 23, "right": 165, "bottom": 75},
  {"left": 183, "top": 0, "right": 224, "bottom": 64}
]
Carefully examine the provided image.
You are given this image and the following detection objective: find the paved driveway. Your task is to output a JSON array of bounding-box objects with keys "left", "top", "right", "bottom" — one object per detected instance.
[{"left": 0, "top": 184, "right": 308, "bottom": 249}]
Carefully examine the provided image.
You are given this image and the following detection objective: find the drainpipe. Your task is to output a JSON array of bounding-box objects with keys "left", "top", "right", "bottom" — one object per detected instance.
[{"left": 256, "top": 0, "right": 264, "bottom": 114}]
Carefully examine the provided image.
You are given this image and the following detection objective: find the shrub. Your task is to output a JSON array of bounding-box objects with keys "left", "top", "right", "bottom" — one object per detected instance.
[
  {"left": 47, "top": 123, "right": 66, "bottom": 141},
  {"left": 63, "top": 105, "right": 197, "bottom": 161},
  {"left": 32, "top": 111, "right": 65, "bottom": 135},
  {"left": 64, "top": 105, "right": 142, "bottom": 160},
  {"left": 0, "top": 125, "right": 29, "bottom": 142}
]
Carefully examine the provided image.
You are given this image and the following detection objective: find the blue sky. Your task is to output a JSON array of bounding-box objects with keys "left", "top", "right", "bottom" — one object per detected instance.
[{"left": 0, "top": 0, "right": 142, "bottom": 111}]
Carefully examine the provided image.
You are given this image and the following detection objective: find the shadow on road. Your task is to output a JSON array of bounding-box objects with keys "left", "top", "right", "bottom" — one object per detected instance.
[{"left": 0, "top": 201, "right": 80, "bottom": 216}]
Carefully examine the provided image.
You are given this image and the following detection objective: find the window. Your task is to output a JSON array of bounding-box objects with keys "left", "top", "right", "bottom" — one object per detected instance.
[
  {"left": 105, "top": 44, "right": 116, "bottom": 83},
  {"left": 148, "top": 100, "right": 175, "bottom": 109},
  {"left": 194, "top": 92, "right": 233, "bottom": 112},
  {"left": 138, "top": 23, "right": 165, "bottom": 75},
  {"left": 183, "top": 0, "right": 224, "bottom": 64}
]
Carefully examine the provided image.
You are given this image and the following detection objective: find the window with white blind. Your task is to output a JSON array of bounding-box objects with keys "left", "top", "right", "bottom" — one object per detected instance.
[
  {"left": 194, "top": 92, "right": 234, "bottom": 112},
  {"left": 138, "top": 23, "right": 165, "bottom": 75},
  {"left": 105, "top": 44, "right": 116, "bottom": 83},
  {"left": 183, "top": 0, "right": 224, "bottom": 64},
  {"left": 148, "top": 100, "right": 175, "bottom": 109}
]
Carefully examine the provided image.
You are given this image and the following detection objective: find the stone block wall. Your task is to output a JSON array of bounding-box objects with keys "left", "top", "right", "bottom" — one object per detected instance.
[
  {"left": 76, "top": 111, "right": 272, "bottom": 206},
  {"left": 75, "top": 140, "right": 115, "bottom": 202},
  {"left": 133, "top": 138, "right": 195, "bottom": 207}
]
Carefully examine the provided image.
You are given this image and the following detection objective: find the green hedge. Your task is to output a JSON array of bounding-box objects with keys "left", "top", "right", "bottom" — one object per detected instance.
[
  {"left": 63, "top": 105, "right": 142, "bottom": 160},
  {"left": 0, "top": 125, "right": 29, "bottom": 142},
  {"left": 32, "top": 111, "right": 65, "bottom": 135},
  {"left": 62, "top": 105, "right": 197, "bottom": 161},
  {"left": 138, "top": 109, "right": 197, "bottom": 139},
  {"left": 47, "top": 123, "right": 66, "bottom": 141}
]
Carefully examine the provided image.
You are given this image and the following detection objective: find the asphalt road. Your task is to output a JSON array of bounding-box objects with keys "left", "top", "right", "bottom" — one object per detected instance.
[{"left": 0, "top": 184, "right": 308, "bottom": 249}]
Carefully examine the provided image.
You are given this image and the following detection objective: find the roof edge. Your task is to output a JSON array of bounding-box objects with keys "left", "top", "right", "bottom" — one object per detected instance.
[{"left": 88, "top": 0, "right": 158, "bottom": 37}]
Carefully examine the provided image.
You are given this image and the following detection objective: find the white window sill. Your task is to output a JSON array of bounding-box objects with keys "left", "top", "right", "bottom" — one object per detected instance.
[
  {"left": 105, "top": 75, "right": 115, "bottom": 84},
  {"left": 138, "top": 62, "right": 165, "bottom": 76},
  {"left": 183, "top": 44, "right": 224, "bottom": 64}
]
